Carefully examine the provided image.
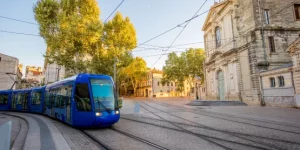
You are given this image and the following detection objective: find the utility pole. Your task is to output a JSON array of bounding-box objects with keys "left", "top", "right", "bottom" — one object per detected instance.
[
  {"left": 114, "top": 57, "right": 118, "bottom": 98},
  {"left": 56, "top": 65, "right": 61, "bottom": 82}
]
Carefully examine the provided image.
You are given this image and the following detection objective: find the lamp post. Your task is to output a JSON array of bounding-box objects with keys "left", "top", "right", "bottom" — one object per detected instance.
[{"left": 199, "top": 85, "right": 202, "bottom": 100}]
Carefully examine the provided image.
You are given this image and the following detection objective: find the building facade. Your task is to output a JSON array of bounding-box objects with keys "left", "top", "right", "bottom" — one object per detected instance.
[
  {"left": 25, "top": 66, "right": 43, "bottom": 85},
  {"left": 0, "top": 53, "right": 22, "bottom": 90},
  {"left": 260, "top": 64, "right": 295, "bottom": 107},
  {"left": 43, "top": 62, "right": 65, "bottom": 84},
  {"left": 287, "top": 38, "right": 300, "bottom": 107},
  {"left": 203, "top": 0, "right": 300, "bottom": 106},
  {"left": 136, "top": 70, "right": 205, "bottom": 99}
]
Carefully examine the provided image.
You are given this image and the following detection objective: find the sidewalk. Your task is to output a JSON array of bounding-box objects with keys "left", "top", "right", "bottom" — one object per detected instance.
[{"left": 0, "top": 112, "right": 102, "bottom": 150}]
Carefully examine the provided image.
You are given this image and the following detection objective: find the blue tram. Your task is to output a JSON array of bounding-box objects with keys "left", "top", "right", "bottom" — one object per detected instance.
[
  {"left": 0, "top": 73, "right": 121, "bottom": 128},
  {"left": 30, "top": 86, "right": 45, "bottom": 113},
  {"left": 12, "top": 88, "right": 32, "bottom": 112}
]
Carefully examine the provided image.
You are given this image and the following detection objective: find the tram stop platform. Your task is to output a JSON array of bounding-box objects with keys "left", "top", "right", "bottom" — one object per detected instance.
[
  {"left": 186, "top": 100, "right": 247, "bottom": 106},
  {"left": 0, "top": 112, "right": 102, "bottom": 150}
]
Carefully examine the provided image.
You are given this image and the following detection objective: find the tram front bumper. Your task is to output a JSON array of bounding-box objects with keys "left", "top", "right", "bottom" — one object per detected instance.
[{"left": 95, "top": 110, "right": 120, "bottom": 126}]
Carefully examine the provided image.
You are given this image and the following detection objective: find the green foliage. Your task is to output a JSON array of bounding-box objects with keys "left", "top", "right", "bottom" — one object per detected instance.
[
  {"left": 103, "top": 12, "right": 137, "bottom": 58},
  {"left": 120, "top": 57, "right": 147, "bottom": 95},
  {"left": 35, "top": 1, "right": 140, "bottom": 95},
  {"left": 34, "top": 0, "right": 102, "bottom": 75},
  {"left": 162, "top": 48, "right": 206, "bottom": 95}
]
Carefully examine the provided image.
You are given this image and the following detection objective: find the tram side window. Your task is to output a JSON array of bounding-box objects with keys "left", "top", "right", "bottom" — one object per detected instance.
[
  {"left": 0, "top": 94, "right": 8, "bottom": 105},
  {"left": 32, "top": 92, "right": 42, "bottom": 105},
  {"left": 59, "top": 86, "right": 68, "bottom": 108},
  {"left": 75, "top": 83, "right": 92, "bottom": 111},
  {"left": 57, "top": 88, "right": 65, "bottom": 108}
]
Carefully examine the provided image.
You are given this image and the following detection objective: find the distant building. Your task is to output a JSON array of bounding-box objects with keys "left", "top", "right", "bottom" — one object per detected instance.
[
  {"left": 25, "top": 66, "right": 43, "bottom": 86},
  {"left": 0, "top": 53, "right": 22, "bottom": 90},
  {"left": 43, "top": 61, "right": 65, "bottom": 84},
  {"left": 136, "top": 69, "right": 205, "bottom": 98}
]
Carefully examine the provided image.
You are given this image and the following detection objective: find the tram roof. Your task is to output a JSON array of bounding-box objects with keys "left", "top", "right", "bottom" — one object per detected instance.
[{"left": 45, "top": 73, "right": 112, "bottom": 89}]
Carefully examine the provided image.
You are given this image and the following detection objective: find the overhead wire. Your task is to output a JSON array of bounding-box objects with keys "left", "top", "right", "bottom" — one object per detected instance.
[
  {"left": 0, "top": 30, "right": 40, "bottom": 37},
  {"left": 104, "top": 0, "right": 125, "bottom": 23},
  {"left": 137, "top": 9, "right": 209, "bottom": 47},
  {"left": 0, "top": 15, "right": 38, "bottom": 25},
  {"left": 150, "top": 0, "right": 208, "bottom": 67}
]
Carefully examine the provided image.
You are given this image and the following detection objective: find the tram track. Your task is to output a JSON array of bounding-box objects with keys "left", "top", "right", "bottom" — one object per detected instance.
[
  {"left": 110, "top": 127, "right": 169, "bottom": 150},
  {"left": 135, "top": 100, "right": 300, "bottom": 150},
  {"left": 119, "top": 117, "right": 277, "bottom": 150},
  {"left": 83, "top": 127, "right": 169, "bottom": 150},
  {"left": 132, "top": 101, "right": 233, "bottom": 150},
  {"left": 80, "top": 130, "right": 112, "bottom": 150},
  {"left": 147, "top": 99, "right": 300, "bottom": 129},
  {"left": 120, "top": 115, "right": 300, "bottom": 146},
  {"left": 145, "top": 100, "right": 300, "bottom": 134}
]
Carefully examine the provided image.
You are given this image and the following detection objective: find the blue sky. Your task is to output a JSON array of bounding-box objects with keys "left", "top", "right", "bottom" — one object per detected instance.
[{"left": 0, "top": 0, "right": 214, "bottom": 74}]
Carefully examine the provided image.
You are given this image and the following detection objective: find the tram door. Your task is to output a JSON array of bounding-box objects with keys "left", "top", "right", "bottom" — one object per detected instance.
[
  {"left": 51, "top": 90, "right": 55, "bottom": 117},
  {"left": 12, "top": 94, "right": 16, "bottom": 110},
  {"left": 66, "top": 86, "right": 72, "bottom": 123},
  {"left": 23, "top": 93, "right": 28, "bottom": 110}
]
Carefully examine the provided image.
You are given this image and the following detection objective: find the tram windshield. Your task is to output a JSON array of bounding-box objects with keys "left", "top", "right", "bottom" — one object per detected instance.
[{"left": 90, "top": 78, "right": 116, "bottom": 111}]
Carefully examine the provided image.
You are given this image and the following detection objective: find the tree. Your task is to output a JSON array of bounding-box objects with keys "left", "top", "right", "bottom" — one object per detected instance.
[
  {"left": 162, "top": 48, "right": 205, "bottom": 96},
  {"left": 89, "top": 12, "right": 137, "bottom": 94},
  {"left": 34, "top": 0, "right": 102, "bottom": 75},
  {"left": 102, "top": 12, "right": 137, "bottom": 58},
  {"left": 120, "top": 57, "right": 147, "bottom": 96}
]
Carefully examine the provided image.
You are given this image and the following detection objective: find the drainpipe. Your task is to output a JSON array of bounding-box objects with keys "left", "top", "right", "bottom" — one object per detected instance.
[
  {"left": 258, "top": 0, "right": 268, "bottom": 106},
  {"left": 291, "top": 70, "right": 296, "bottom": 97},
  {"left": 258, "top": 0, "right": 268, "bottom": 66},
  {"left": 259, "top": 75, "right": 266, "bottom": 106}
]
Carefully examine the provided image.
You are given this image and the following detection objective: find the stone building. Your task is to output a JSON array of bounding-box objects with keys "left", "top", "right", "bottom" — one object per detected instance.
[
  {"left": 203, "top": 0, "right": 300, "bottom": 106},
  {"left": 136, "top": 69, "right": 205, "bottom": 98},
  {"left": 0, "top": 53, "right": 22, "bottom": 90},
  {"left": 260, "top": 63, "right": 295, "bottom": 107},
  {"left": 287, "top": 38, "right": 300, "bottom": 107},
  {"left": 136, "top": 70, "right": 180, "bottom": 97},
  {"left": 43, "top": 60, "right": 65, "bottom": 84},
  {"left": 25, "top": 66, "right": 43, "bottom": 85}
]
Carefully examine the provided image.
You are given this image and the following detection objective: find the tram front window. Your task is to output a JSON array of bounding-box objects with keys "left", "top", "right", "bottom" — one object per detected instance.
[{"left": 90, "top": 78, "right": 116, "bottom": 112}]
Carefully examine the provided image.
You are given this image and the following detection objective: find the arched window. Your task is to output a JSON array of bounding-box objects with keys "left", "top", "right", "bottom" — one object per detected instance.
[{"left": 215, "top": 26, "right": 221, "bottom": 48}]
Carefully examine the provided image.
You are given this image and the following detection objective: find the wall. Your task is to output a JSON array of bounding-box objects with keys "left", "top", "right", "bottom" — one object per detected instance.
[
  {"left": 261, "top": 69, "right": 295, "bottom": 107},
  {"left": 0, "top": 53, "right": 20, "bottom": 90},
  {"left": 44, "top": 63, "right": 65, "bottom": 84}
]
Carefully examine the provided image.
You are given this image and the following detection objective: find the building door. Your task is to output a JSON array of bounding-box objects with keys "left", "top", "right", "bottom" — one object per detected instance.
[
  {"left": 217, "top": 71, "right": 225, "bottom": 100},
  {"left": 145, "top": 89, "right": 148, "bottom": 97}
]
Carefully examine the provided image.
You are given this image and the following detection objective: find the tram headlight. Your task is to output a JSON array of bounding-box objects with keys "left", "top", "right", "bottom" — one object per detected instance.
[
  {"left": 96, "top": 112, "right": 102, "bottom": 116},
  {"left": 115, "top": 110, "right": 119, "bottom": 115}
]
